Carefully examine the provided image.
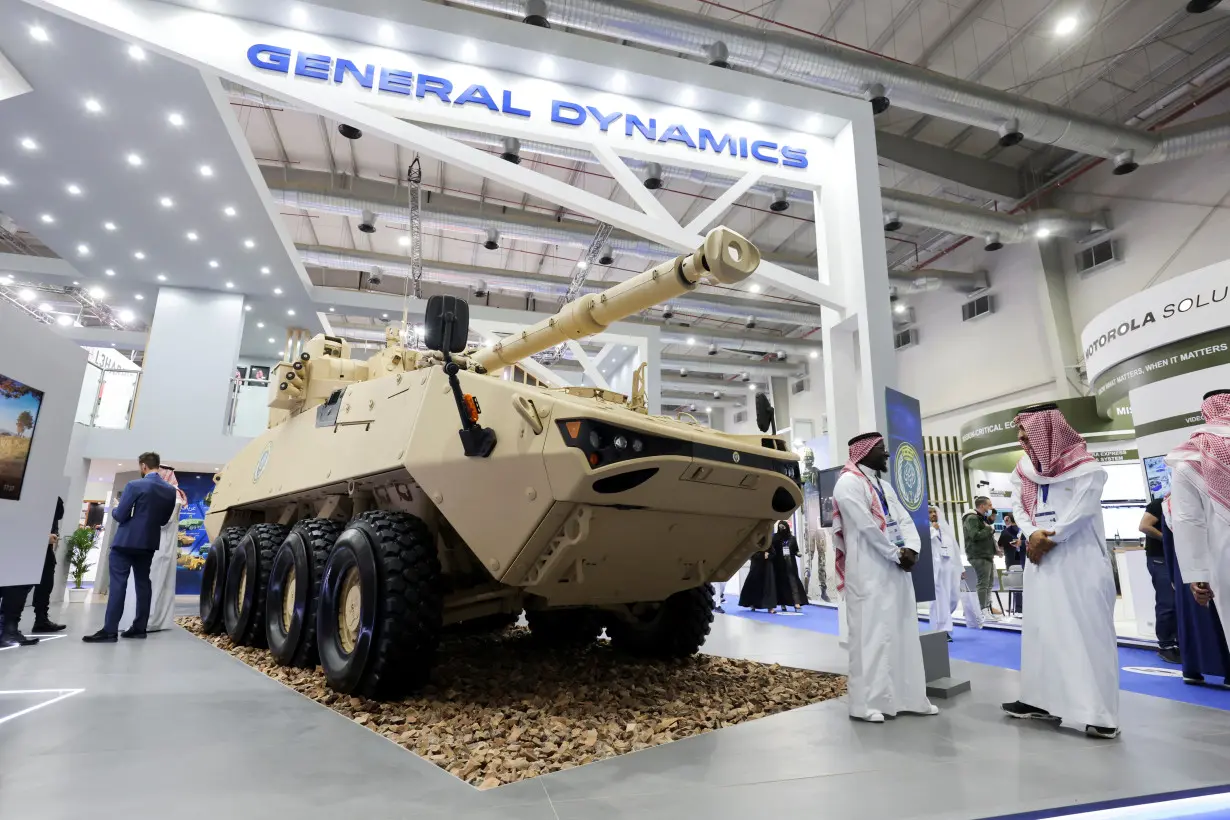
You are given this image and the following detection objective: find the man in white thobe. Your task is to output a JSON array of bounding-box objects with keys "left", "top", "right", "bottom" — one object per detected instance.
[
  {"left": 929, "top": 506, "right": 962, "bottom": 640},
  {"left": 833, "top": 432, "right": 937, "bottom": 723},
  {"left": 1166, "top": 389, "right": 1230, "bottom": 642},
  {"left": 1004, "top": 404, "right": 1119, "bottom": 739}
]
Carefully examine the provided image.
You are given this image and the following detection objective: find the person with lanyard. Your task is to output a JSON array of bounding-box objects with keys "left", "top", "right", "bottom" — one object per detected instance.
[
  {"left": 1003, "top": 404, "right": 1119, "bottom": 739},
  {"left": 832, "top": 432, "right": 937, "bottom": 723},
  {"left": 1166, "top": 389, "right": 1230, "bottom": 648},
  {"left": 928, "top": 506, "right": 962, "bottom": 641},
  {"left": 1139, "top": 494, "right": 1180, "bottom": 664}
]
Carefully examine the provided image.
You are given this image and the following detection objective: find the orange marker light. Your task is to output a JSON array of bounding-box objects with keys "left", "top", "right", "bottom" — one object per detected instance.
[
  {"left": 588, "top": 452, "right": 600, "bottom": 467},
  {"left": 566, "top": 421, "right": 582, "bottom": 439}
]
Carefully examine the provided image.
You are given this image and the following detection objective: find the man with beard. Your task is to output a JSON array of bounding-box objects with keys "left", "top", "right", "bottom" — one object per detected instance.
[
  {"left": 1003, "top": 404, "right": 1119, "bottom": 739},
  {"left": 833, "top": 432, "right": 937, "bottom": 723}
]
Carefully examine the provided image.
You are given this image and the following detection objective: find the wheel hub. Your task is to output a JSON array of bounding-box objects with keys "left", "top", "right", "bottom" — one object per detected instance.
[
  {"left": 281, "top": 565, "right": 296, "bottom": 633},
  {"left": 338, "top": 565, "right": 361, "bottom": 655},
  {"left": 237, "top": 564, "right": 247, "bottom": 615}
]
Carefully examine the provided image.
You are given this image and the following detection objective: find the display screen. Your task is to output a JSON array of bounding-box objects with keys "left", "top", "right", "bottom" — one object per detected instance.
[
  {"left": 0, "top": 373, "right": 45, "bottom": 501},
  {"left": 1143, "top": 456, "right": 1172, "bottom": 500},
  {"left": 817, "top": 466, "right": 840, "bottom": 527}
]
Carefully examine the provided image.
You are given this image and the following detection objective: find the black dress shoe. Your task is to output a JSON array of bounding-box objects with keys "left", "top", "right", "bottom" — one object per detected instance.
[
  {"left": 1158, "top": 647, "right": 1182, "bottom": 665},
  {"left": 121, "top": 628, "right": 148, "bottom": 639},
  {"left": 0, "top": 629, "right": 39, "bottom": 647},
  {"left": 33, "top": 620, "right": 67, "bottom": 633},
  {"left": 82, "top": 629, "right": 118, "bottom": 643}
]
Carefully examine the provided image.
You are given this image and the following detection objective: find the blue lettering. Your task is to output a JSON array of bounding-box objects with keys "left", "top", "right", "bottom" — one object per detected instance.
[
  {"left": 738, "top": 137, "right": 749, "bottom": 158},
  {"left": 750, "top": 140, "right": 779, "bottom": 164},
  {"left": 780, "top": 146, "right": 808, "bottom": 169},
  {"left": 698, "top": 129, "right": 736, "bottom": 155},
  {"left": 586, "top": 106, "right": 624, "bottom": 132},
  {"left": 501, "top": 90, "right": 531, "bottom": 118},
  {"left": 552, "top": 100, "right": 587, "bottom": 125},
  {"left": 454, "top": 84, "right": 499, "bottom": 111},
  {"left": 294, "top": 52, "right": 332, "bottom": 81},
  {"left": 416, "top": 74, "right": 453, "bottom": 103},
  {"left": 333, "top": 59, "right": 375, "bottom": 89},
  {"left": 658, "top": 124, "right": 697, "bottom": 149},
  {"left": 378, "top": 68, "right": 414, "bottom": 96},
  {"left": 625, "top": 115, "right": 657, "bottom": 141},
  {"left": 248, "top": 44, "right": 291, "bottom": 74}
]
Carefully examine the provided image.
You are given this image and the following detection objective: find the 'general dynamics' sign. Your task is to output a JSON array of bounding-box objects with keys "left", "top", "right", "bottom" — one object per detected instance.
[{"left": 247, "top": 44, "right": 810, "bottom": 170}]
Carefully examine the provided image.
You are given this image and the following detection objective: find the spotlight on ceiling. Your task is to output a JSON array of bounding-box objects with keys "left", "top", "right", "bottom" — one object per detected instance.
[
  {"left": 662, "top": 303, "right": 675, "bottom": 320},
  {"left": 740, "top": 372, "right": 751, "bottom": 383},
  {"left": 642, "top": 162, "right": 664, "bottom": 190},
  {"left": 984, "top": 233, "right": 1004, "bottom": 252},
  {"left": 338, "top": 123, "right": 363, "bottom": 140},
  {"left": 708, "top": 343, "right": 718, "bottom": 356},
  {"left": 1113, "top": 150, "right": 1139, "bottom": 176},
  {"left": 523, "top": 0, "right": 550, "bottom": 27},
  {"left": 358, "top": 208, "right": 377, "bottom": 234},
  {"left": 997, "top": 119, "right": 1024, "bottom": 147},
  {"left": 706, "top": 41, "right": 731, "bottom": 69},
  {"left": 679, "top": 368, "right": 688, "bottom": 378},
  {"left": 500, "top": 136, "right": 522, "bottom": 164},
  {"left": 866, "top": 83, "right": 890, "bottom": 115},
  {"left": 473, "top": 279, "right": 488, "bottom": 298},
  {"left": 744, "top": 315, "right": 757, "bottom": 329},
  {"left": 368, "top": 266, "right": 383, "bottom": 287},
  {"left": 768, "top": 188, "right": 790, "bottom": 213},
  {"left": 597, "top": 243, "right": 614, "bottom": 266},
  {"left": 483, "top": 228, "right": 501, "bottom": 251},
  {"left": 883, "top": 211, "right": 903, "bottom": 232}
]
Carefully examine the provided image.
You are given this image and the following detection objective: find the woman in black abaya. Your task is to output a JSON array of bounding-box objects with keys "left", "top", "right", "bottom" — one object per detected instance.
[
  {"left": 771, "top": 522, "right": 808, "bottom": 612},
  {"left": 738, "top": 540, "right": 779, "bottom": 612}
]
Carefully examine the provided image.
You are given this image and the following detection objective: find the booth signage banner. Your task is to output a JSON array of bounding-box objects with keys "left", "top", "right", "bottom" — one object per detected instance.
[
  {"left": 1134, "top": 411, "right": 1207, "bottom": 440},
  {"left": 886, "top": 388, "right": 934, "bottom": 602},
  {"left": 1091, "top": 327, "right": 1230, "bottom": 415},
  {"left": 960, "top": 396, "right": 1134, "bottom": 456},
  {"left": 1081, "top": 258, "right": 1230, "bottom": 382},
  {"left": 1091, "top": 448, "right": 1139, "bottom": 464}
]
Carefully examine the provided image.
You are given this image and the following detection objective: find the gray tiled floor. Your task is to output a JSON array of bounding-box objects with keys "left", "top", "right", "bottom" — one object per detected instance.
[{"left": 1, "top": 603, "right": 1228, "bottom": 819}]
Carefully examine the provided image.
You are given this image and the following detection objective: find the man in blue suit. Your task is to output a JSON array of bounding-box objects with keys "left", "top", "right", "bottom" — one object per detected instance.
[{"left": 83, "top": 452, "right": 178, "bottom": 643}]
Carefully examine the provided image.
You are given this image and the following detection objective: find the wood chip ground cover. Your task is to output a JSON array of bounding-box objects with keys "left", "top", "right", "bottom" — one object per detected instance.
[{"left": 177, "top": 616, "right": 845, "bottom": 788}]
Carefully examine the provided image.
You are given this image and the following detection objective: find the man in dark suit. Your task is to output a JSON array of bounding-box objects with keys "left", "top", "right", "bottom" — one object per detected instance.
[{"left": 83, "top": 452, "right": 177, "bottom": 643}]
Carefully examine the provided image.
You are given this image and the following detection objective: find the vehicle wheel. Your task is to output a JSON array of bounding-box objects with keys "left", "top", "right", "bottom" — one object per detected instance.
[
  {"left": 607, "top": 585, "right": 715, "bottom": 658},
  {"left": 317, "top": 511, "right": 442, "bottom": 699},
  {"left": 223, "top": 523, "right": 289, "bottom": 647},
  {"left": 525, "top": 608, "right": 602, "bottom": 646},
  {"left": 200, "top": 526, "right": 246, "bottom": 635},
  {"left": 266, "top": 518, "right": 342, "bottom": 667}
]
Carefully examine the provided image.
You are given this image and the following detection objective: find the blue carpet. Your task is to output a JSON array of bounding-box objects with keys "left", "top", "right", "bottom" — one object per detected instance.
[{"left": 724, "top": 605, "right": 1230, "bottom": 711}]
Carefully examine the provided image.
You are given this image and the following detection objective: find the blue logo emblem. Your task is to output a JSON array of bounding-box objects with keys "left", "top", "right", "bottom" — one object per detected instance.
[
  {"left": 253, "top": 444, "right": 272, "bottom": 484},
  {"left": 893, "top": 442, "right": 925, "bottom": 512}
]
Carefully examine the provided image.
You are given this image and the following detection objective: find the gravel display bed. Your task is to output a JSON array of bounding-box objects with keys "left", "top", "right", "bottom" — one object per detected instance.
[{"left": 177, "top": 616, "right": 845, "bottom": 789}]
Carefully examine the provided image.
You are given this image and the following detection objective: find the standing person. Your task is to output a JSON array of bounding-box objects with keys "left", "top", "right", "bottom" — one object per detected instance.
[
  {"left": 833, "top": 432, "right": 937, "bottom": 723},
  {"left": 999, "top": 512, "right": 1025, "bottom": 614},
  {"left": 27, "top": 496, "right": 67, "bottom": 633},
  {"left": 770, "top": 522, "right": 807, "bottom": 613},
  {"left": 963, "top": 497, "right": 1000, "bottom": 621},
  {"left": 83, "top": 452, "right": 177, "bottom": 643},
  {"left": 802, "top": 526, "right": 829, "bottom": 602},
  {"left": 1166, "top": 389, "right": 1230, "bottom": 648},
  {"left": 928, "top": 506, "right": 962, "bottom": 641},
  {"left": 1140, "top": 497, "right": 1180, "bottom": 664},
  {"left": 1002, "top": 404, "right": 1119, "bottom": 739},
  {"left": 0, "top": 498, "right": 66, "bottom": 647},
  {"left": 738, "top": 539, "right": 779, "bottom": 612}
]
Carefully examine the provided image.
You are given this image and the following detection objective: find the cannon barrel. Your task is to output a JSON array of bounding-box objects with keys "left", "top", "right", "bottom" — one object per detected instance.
[{"left": 470, "top": 226, "right": 760, "bottom": 372}]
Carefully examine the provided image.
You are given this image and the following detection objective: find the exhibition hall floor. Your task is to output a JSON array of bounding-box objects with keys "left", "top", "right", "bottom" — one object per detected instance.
[{"left": 2, "top": 604, "right": 1230, "bottom": 820}]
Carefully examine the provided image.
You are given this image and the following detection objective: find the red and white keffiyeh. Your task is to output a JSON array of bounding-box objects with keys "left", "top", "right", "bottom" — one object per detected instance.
[
  {"left": 1013, "top": 408, "right": 1096, "bottom": 525},
  {"left": 831, "top": 434, "right": 886, "bottom": 592},
  {"left": 1165, "top": 393, "right": 1230, "bottom": 515},
  {"left": 158, "top": 466, "right": 188, "bottom": 506}
]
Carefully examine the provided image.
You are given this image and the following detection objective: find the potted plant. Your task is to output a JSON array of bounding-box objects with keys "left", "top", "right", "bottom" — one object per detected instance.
[{"left": 66, "top": 527, "right": 94, "bottom": 603}]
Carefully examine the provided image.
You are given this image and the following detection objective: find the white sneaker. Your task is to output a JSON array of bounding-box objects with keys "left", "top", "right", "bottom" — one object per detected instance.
[
  {"left": 983, "top": 608, "right": 1000, "bottom": 622},
  {"left": 923, "top": 704, "right": 939, "bottom": 715},
  {"left": 853, "top": 710, "right": 885, "bottom": 723}
]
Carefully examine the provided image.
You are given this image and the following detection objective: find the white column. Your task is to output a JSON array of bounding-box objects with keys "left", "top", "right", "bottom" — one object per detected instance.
[
  {"left": 131, "top": 288, "right": 246, "bottom": 451},
  {"left": 823, "top": 310, "right": 863, "bottom": 465}
]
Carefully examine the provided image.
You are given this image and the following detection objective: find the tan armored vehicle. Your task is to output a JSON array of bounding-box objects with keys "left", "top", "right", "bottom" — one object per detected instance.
[{"left": 200, "top": 226, "right": 803, "bottom": 699}]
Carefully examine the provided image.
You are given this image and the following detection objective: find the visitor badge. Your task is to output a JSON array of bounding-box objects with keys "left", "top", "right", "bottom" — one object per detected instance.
[
  {"left": 1035, "top": 510, "right": 1058, "bottom": 529},
  {"left": 886, "top": 518, "right": 905, "bottom": 548}
]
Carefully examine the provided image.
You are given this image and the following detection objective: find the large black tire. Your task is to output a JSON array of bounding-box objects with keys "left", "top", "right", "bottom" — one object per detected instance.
[
  {"left": 606, "top": 586, "right": 715, "bottom": 658},
  {"left": 200, "top": 526, "right": 246, "bottom": 635},
  {"left": 525, "top": 608, "right": 602, "bottom": 646},
  {"left": 222, "top": 523, "right": 289, "bottom": 647},
  {"left": 266, "top": 519, "right": 342, "bottom": 668},
  {"left": 316, "top": 511, "right": 442, "bottom": 699}
]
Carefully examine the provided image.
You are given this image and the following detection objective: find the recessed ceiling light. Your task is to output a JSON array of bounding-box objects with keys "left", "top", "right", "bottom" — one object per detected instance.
[
  {"left": 243, "top": 239, "right": 255, "bottom": 249},
  {"left": 806, "top": 114, "right": 821, "bottom": 130},
  {"left": 157, "top": 274, "right": 167, "bottom": 282},
  {"left": 706, "top": 407, "right": 713, "bottom": 413},
  {"left": 379, "top": 23, "right": 394, "bottom": 40},
  {"left": 746, "top": 101, "right": 760, "bottom": 116},
  {"left": 260, "top": 266, "right": 270, "bottom": 274},
  {"left": 39, "top": 302, "right": 51, "bottom": 312},
  {"left": 104, "top": 268, "right": 115, "bottom": 277},
  {"left": 119, "top": 309, "right": 135, "bottom": 323},
  {"left": 539, "top": 56, "right": 554, "bottom": 74},
  {"left": 167, "top": 112, "right": 184, "bottom": 127},
  {"left": 398, "top": 236, "right": 411, "bottom": 247},
  {"left": 809, "top": 350, "right": 818, "bottom": 359},
  {"left": 462, "top": 41, "right": 477, "bottom": 60},
  {"left": 159, "top": 196, "right": 174, "bottom": 208},
  {"left": 687, "top": 337, "right": 696, "bottom": 345},
  {"left": 89, "top": 286, "right": 105, "bottom": 298},
  {"left": 126, "top": 153, "right": 143, "bottom": 166},
  {"left": 257, "top": 322, "right": 265, "bottom": 328},
  {"left": 681, "top": 87, "right": 696, "bottom": 105},
  {"left": 18, "top": 289, "right": 35, "bottom": 302},
  {"left": 1035, "top": 227, "right": 1052, "bottom": 239},
  {"left": 328, "top": 307, "right": 335, "bottom": 312},
  {"left": 287, "top": 309, "right": 295, "bottom": 316},
  {"left": 268, "top": 337, "right": 275, "bottom": 343},
  {"left": 199, "top": 164, "right": 213, "bottom": 177},
  {"left": 0, "top": 176, "right": 10, "bottom": 187},
  {"left": 135, "top": 294, "right": 144, "bottom": 300},
  {"left": 225, "top": 281, "right": 234, "bottom": 289},
  {"left": 273, "top": 287, "right": 283, "bottom": 295},
  {"left": 29, "top": 25, "right": 49, "bottom": 42},
  {"left": 748, "top": 384, "right": 757, "bottom": 391},
  {"left": 612, "top": 72, "right": 628, "bottom": 92},
  {"left": 382, "top": 313, "right": 389, "bottom": 319},
  {"left": 104, "top": 221, "right": 116, "bottom": 231},
  {"left": 1055, "top": 15, "right": 1078, "bottom": 36},
  {"left": 66, "top": 183, "right": 82, "bottom": 196},
  {"left": 76, "top": 243, "right": 90, "bottom": 256},
  {"left": 84, "top": 98, "right": 102, "bottom": 114},
  {"left": 223, "top": 206, "right": 236, "bottom": 217},
  {"left": 20, "top": 137, "right": 38, "bottom": 151},
  {"left": 40, "top": 213, "right": 54, "bottom": 224},
  {"left": 244, "top": 304, "right": 251, "bottom": 311},
  {"left": 291, "top": 6, "right": 308, "bottom": 24},
  {"left": 208, "top": 260, "right": 219, "bottom": 268},
  {"left": 56, "top": 314, "right": 73, "bottom": 327},
  {"left": 128, "top": 44, "right": 146, "bottom": 61},
  {"left": 186, "top": 231, "right": 198, "bottom": 241},
  {"left": 134, "top": 251, "right": 145, "bottom": 259}
]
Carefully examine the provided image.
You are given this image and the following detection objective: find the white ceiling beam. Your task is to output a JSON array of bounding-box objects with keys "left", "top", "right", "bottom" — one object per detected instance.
[{"left": 565, "top": 339, "right": 611, "bottom": 390}]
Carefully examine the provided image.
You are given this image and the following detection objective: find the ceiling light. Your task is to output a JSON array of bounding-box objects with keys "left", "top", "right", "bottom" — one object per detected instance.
[
  {"left": 809, "top": 350, "right": 818, "bottom": 359},
  {"left": 104, "top": 221, "right": 116, "bottom": 231},
  {"left": 104, "top": 268, "right": 115, "bottom": 277},
  {"left": 1035, "top": 227, "right": 1052, "bottom": 239},
  {"left": 0, "top": 275, "right": 10, "bottom": 285},
  {"left": 746, "top": 101, "right": 760, "bottom": 116},
  {"left": 379, "top": 23, "right": 394, "bottom": 41},
  {"left": 128, "top": 44, "right": 146, "bottom": 61},
  {"left": 167, "top": 112, "right": 184, "bottom": 127},
  {"left": 66, "top": 184, "right": 82, "bottom": 195},
  {"left": 291, "top": 6, "right": 308, "bottom": 24},
  {"left": 257, "top": 322, "right": 264, "bottom": 328},
  {"left": 225, "top": 281, "right": 234, "bottom": 289},
  {"left": 159, "top": 196, "right": 174, "bottom": 208},
  {"left": 126, "top": 153, "right": 143, "bottom": 166},
  {"left": 18, "top": 289, "right": 35, "bottom": 302},
  {"left": 134, "top": 251, "right": 145, "bottom": 259},
  {"left": 223, "top": 206, "right": 236, "bottom": 217},
  {"left": 382, "top": 313, "right": 389, "bottom": 319},
  {"left": 29, "top": 25, "right": 49, "bottom": 42},
  {"left": 77, "top": 244, "right": 90, "bottom": 256},
  {"left": 273, "top": 287, "right": 283, "bottom": 295},
  {"left": 135, "top": 294, "right": 144, "bottom": 300},
  {"left": 894, "top": 303, "right": 907, "bottom": 314},
  {"left": 748, "top": 384, "right": 757, "bottom": 391},
  {"left": 539, "top": 56, "right": 554, "bottom": 74},
  {"left": 612, "top": 72, "right": 628, "bottom": 92},
  {"left": 1054, "top": 15, "right": 1078, "bottom": 36},
  {"left": 749, "top": 283, "right": 761, "bottom": 293},
  {"left": 56, "top": 314, "right": 72, "bottom": 327},
  {"left": 244, "top": 304, "right": 251, "bottom": 311},
  {"left": 186, "top": 231, "right": 198, "bottom": 241},
  {"left": 681, "top": 87, "right": 696, "bottom": 105},
  {"left": 806, "top": 114, "right": 821, "bottom": 130},
  {"left": 156, "top": 274, "right": 166, "bottom": 282},
  {"left": 40, "top": 213, "right": 54, "bottom": 224},
  {"left": 287, "top": 309, "right": 295, "bottom": 316},
  {"left": 88, "top": 286, "right": 105, "bottom": 298},
  {"left": 398, "top": 236, "right": 411, "bottom": 247},
  {"left": 328, "top": 307, "right": 335, "bottom": 312},
  {"left": 119, "top": 309, "right": 135, "bottom": 323},
  {"left": 260, "top": 266, "right": 270, "bottom": 274},
  {"left": 0, "top": 176, "right": 10, "bottom": 186},
  {"left": 39, "top": 302, "right": 51, "bottom": 312},
  {"left": 268, "top": 337, "right": 275, "bottom": 343},
  {"left": 199, "top": 164, "right": 213, "bottom": 177},
  {"left": 687, "top": 337, "right": 696, "bottom": 345},
  {"left": 706, "top": 407, "right": 713, "bottom": 413},
  {"left": 84, "top": 98, "right": 102, "bottom": 114},
  {"left": 208, "top": 260, "right": 219, "bottom": 268},
  {"left": 20, "top": 137, "right": 38, "bottom": 151},
  {"left": 243, "top": 239, "right": 255, "bottom": 249}
]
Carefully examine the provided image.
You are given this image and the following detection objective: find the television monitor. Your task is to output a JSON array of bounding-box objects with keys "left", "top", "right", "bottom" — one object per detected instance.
[
  {"left": 817, "top": 466, "right": 841, "bottom": 527},
  {"left": 1143, "top": 456, "right": 1172, "bottom": 500},
  {"left": 0, "top": 373, "right": 45, "bottom": 501}
]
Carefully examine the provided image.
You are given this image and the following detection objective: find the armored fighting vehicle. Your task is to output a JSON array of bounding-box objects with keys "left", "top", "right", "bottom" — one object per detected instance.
[{"left": 200, "top": 226, "right": 803, "bottom": 699}]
